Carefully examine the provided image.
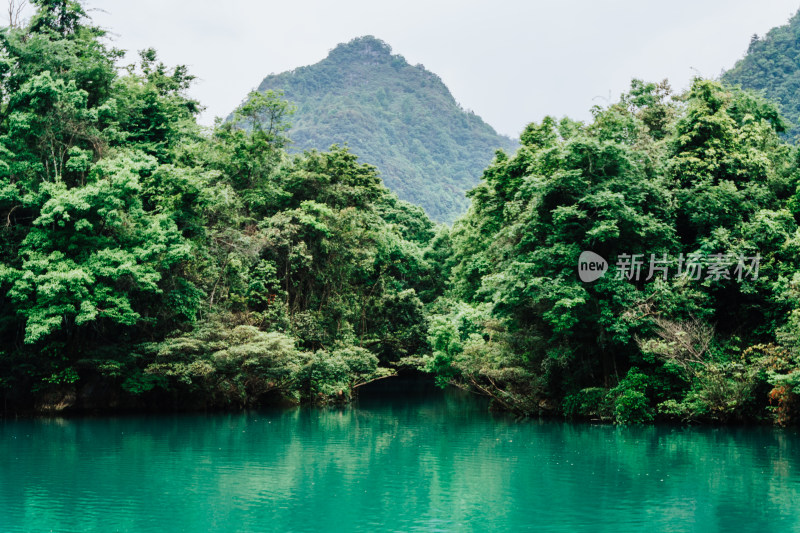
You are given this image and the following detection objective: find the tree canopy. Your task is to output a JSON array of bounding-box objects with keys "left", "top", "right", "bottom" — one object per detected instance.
[
  {"left": 0, "top": 2, "right": 439, "bottom": 411},
  {"left": 3, "top": 2, "right": 800, "bottom": 426},
  {"left": 426, "top": 78, "right": 800, "bottom": 424}
]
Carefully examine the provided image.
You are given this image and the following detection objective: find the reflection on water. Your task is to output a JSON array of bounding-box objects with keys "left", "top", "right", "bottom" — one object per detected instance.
[{"left": 1, "top": 383, "right": 799, "bottom": 532}]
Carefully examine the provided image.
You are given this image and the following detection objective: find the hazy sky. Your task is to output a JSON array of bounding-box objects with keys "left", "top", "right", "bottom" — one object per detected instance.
[{"left": 61, "top": 1, "right": 800, "bottom": 137}]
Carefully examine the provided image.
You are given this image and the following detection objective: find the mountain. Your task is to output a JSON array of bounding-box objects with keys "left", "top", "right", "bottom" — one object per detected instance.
[
  {"left": 722, "top": 9, "right": 800, "bottom": 138},
  {"left": 250, "top": 36, "right": 518, "bottom": 223}
]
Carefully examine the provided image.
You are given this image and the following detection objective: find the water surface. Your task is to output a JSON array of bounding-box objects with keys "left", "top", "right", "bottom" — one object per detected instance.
[{"left": 2, "top": 384, "right": 799, "bottom": 532}]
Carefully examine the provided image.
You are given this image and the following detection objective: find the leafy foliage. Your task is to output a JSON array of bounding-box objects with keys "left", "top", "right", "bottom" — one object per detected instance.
[
  {"left": 0, "top": 3, "right": 438, "bottom": 411},
  {"left": 4, "top": 2, "right": 800, "bottom": 426},
  {"left": 427, "top": 77, "right": 800, "bottom": 424}
]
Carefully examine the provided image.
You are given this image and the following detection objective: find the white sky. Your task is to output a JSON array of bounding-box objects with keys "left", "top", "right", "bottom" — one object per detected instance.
[{"left": 44, "top": 1, "right": 800, "bottom": 137}]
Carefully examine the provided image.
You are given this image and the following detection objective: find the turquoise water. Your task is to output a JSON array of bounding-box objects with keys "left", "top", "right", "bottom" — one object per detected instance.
[{"left": 2, "top": 385, "right": 800, "bottom": 532}]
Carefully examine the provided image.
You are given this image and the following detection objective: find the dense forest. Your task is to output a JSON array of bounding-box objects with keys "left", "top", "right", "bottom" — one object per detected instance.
[
  {"left": 429, "top": 79, "right": 800, "bottom": 424},
  {"left": 0, "top": 1, "right": 441, "bottom": 411},
  {"left": 3, "top": 1, "right": 800, "bottom": 426},
  {"left": 253, "top": 36, "right": 517, "bottom": 224}
]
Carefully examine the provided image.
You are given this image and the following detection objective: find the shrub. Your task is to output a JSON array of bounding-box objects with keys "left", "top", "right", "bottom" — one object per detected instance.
[{"left": 607, "top": 368, "right": 655, "bottom": 424}]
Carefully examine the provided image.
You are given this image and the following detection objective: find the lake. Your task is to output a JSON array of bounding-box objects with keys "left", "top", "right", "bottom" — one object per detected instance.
[{"left": 2, "top": 382, "right": 800, "bottom": 532}]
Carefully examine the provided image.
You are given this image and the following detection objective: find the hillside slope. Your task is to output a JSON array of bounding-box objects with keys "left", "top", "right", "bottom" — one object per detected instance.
[
  {"left": 722, "top": 9, "right": 800, "bottom": 138},
  {"left": 251, "top": 36, "right": 518, "bottom": 223}
]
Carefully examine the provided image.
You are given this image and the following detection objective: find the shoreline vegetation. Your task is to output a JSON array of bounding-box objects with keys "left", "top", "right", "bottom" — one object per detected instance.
[{"left": 3, "top": 1, "right": 800, "bottom": 426}]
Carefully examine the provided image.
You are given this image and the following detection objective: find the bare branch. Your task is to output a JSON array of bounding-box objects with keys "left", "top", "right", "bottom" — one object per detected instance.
[
  {"left": 7, "top": 0, "right": 26, "bottom": 28},
  {"left": 637, "top": 317, "right": 714, "bottom": 377}
]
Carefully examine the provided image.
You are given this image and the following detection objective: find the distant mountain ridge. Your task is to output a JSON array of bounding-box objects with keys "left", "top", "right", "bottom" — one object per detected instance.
[
  {"left": 722, "top": 9, "right": 800, "bottom": 138},
  {"left": 250, "top": 36, "right": 518, "bottom": 223}
]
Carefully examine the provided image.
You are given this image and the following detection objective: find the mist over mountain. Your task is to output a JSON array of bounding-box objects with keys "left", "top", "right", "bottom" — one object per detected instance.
[{"left": 251, "top": 36, "right": 518, "bottom": 223}]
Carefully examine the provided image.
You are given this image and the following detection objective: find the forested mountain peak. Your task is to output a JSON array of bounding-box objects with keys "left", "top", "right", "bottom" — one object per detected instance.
[
  {"left": 722, "top": 8, "right": 800, "bottom": 137},
  {"left": 327, "top": 35, "right": 394, "bottom": 63},
  {"left": 250, "top": 36, "right": 518, "bottom": 223}
]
